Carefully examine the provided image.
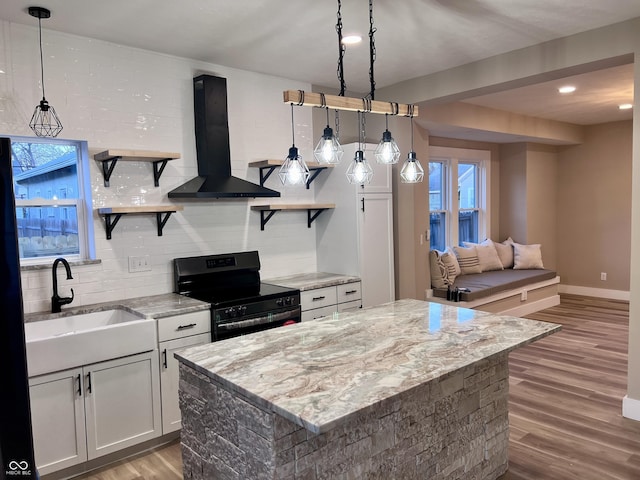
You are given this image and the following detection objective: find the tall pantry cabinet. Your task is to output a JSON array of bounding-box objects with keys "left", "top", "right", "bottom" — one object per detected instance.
[{"left": 315, "top": 143, "right": 395, "bottom": 307}]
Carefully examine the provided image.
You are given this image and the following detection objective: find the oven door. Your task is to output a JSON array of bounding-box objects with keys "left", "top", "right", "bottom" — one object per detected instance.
[{"left": 213, "top": 306, "right": 301, "bottom": 341}]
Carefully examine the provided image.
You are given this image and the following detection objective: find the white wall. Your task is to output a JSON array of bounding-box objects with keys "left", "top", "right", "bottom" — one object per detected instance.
[{"left": 0, "top": 21, "right": 317, "bottom": 314}]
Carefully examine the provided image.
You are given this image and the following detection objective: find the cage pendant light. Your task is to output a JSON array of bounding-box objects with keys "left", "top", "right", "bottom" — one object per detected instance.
[
  {"left": 346, "top": 111, "right": 374, "bottom": 185},
  {"left": 400, "top": 114, "right": 424, "bottom": 183},
  {"left": 279, "top": 102, "right": 310, "bottom": 186},
  {"left": 375, "top": 113, "right": 400, "bottom": 164},
  {"left": 28, "top": 6, "right": 63, "bottom": 138},
  {"left": 313, "top": 104, "right": 343, "bottom": 164}
]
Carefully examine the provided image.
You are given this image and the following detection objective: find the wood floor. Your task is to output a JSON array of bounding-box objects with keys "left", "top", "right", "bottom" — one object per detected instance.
[{"left": 73, "top": 294, "right": 640, "bottom": 480}]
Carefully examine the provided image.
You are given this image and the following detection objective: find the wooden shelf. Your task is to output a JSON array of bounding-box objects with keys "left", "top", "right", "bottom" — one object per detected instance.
[
  {"left": 248, "top": 159, "right": 334, "bottom": 189},
  {"left": 251, "top": 203, "right": 335, "bottom": 231},
  {"left": 96, "top": 205, "right": 183, "bottom": 239},
  {"left": 94, "top": 149, "right": 181, "bottom": 187}
]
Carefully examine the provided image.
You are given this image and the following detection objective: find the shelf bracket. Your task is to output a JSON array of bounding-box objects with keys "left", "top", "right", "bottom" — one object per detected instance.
[
  {"left": 259, "top": 209, "right": 278, "bottom": 231},
  {"left": 100, "top": 157, "right": 120, "bottom": 187},
  {"left": 258, "top": 166, "right": 277, "bottom": 186},
  {"left": 156, "top": 211, "right": 175, "bottom": 236},
  {"left": 103, "top": 213, "right": 123, "bottom": 240},
  {"left": 307, "top": 208, "right": 328, "bottom": 228},
  {"left": 305, "top": 167, "right": 327, "bottom": 189},
  {"left": 152, "top": 159, "right": 170, "bottom": 187}
]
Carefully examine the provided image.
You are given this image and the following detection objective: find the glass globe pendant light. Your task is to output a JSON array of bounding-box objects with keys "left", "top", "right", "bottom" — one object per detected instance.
[
  {"left": 400, "top": 115, "right": 424, "bottom": 183},
  {"left": 374, "top": 114, "right": 400, "bottom": 164},
  {"left": 279, "top": 104, "right": 310, "bottom": 186},
  {"left": 346, "top": 111, "right": 374, "bottom": 185},
  {"left": 28, "top": 6, "right": 63, "bottom": 138},
  {"left": 313, "top": 107, "right": 343, "bottom": 164}
]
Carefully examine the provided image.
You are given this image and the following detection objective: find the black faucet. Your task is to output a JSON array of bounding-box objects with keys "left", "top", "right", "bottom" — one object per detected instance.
[{"left": 52, "top": 257, "right": 74, "bottom": 313}]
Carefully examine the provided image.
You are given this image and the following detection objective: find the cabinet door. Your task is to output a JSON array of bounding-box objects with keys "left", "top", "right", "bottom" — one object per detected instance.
[
  {"left": 29, "top": 368, "right": 87, "bottom": 475},
  {"left": 84, "top": 351, "right": 161, "bottom": 459},
  {"left": 159, "top": 333, "right": 211, "bottom": 434},
  {"left": 359, "top": 194, "right": 395, "bottom": 307}
]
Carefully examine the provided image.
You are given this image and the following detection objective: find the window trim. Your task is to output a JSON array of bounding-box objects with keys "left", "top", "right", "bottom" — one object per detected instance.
[
  {"left": 10, "top": 135, "right": 95, "bottom": 265},
  {"left": 429, "top": 146, "right": 491, "bottom": 248}
]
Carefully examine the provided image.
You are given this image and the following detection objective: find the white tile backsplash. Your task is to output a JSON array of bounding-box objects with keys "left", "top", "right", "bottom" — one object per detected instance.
[{"left": 1, "top": 20, "right": 320, "bottom": 314}]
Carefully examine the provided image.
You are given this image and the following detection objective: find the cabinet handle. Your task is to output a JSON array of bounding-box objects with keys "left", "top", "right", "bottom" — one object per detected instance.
[
  {"left": 86, "top": 372, "right": 92, "bottom": 394},
  {"left": 76, "top": 374, "right": 82, "bottom": 397},
  {"left": 162, "top": 349, "right": 168, "bottom": 369},
  {"left": 361, "top": 197, "right": 365, "bottom": 212},
  {"left": 345, "top": 290, "right": 357, "bottom": 295},
  {"left": 177, "top": 323, "right": 197, "bottom": 331},
  {"left": 312, "top": 296, "right": 326, "bottom": 301}
]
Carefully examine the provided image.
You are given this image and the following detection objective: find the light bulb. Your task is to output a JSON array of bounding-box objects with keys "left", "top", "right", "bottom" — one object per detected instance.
[
  {"left": 346, "top": 150, "right": 373, "bottom": 185},
  {"left": 279, "top": 147, "right": 310, "bottom": 186},
  {"left": 314, "top": 126, "right": 344, "bottom": 164},
  {"left": 374, "top": 130, "right": 400, "bottom": 164},
  {"left": 400, "top": 152, "right": 424, "bottom": 183}
]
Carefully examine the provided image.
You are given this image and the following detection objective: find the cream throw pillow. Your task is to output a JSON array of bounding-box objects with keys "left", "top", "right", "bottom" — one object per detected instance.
[
  {"left": 429, "top": 250, "right": 448, "bottom": 288},
  {"left": 445, "top": 247, "right": 461, "bottom": 276},
  {"left": 512, "top": 243, "right": 544, "bottom": 269},
  {"left": 452, "top": 245, "right": 482, "bottom": 275},
  {"left": 463, "top": 240, "right": 504, "bottom": 272}
]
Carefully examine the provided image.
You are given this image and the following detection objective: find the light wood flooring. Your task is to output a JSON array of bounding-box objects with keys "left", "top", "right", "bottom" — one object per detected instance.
[{"left": 73, "top": 294, "right": 640, "bottom": 480}]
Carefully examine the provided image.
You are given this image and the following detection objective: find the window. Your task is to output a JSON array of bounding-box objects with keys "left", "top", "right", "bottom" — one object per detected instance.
[
  {"left": 428, "top": 146, "right": 490, "bottom": 251},
  {"left": 10, "top": 136, "right": 94, "bottom": 264}
]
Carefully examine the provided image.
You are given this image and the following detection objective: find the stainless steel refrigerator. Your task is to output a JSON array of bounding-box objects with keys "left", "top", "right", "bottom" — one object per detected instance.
[{"left": 0, "top": 137, "right": 37, "bottom": 479}]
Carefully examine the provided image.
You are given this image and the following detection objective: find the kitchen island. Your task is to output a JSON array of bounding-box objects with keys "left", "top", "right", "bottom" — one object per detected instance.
[{"left": 175, "top": 299, "right": 560, "bottom": 480}]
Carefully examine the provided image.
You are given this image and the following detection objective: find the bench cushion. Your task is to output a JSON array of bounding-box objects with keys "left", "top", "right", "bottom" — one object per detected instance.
[{"left": 432, "top": 269, "right": 557, "bottom": 302}]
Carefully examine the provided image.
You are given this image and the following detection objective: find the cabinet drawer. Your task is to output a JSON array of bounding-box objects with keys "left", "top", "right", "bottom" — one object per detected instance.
[
  {"left": 157, "top": 310, "right": 210, "bottom": 342},
  {"left": 338, "top": 300, "right": 362, "bottom": 313},
  {"left": 301, "top": 305, "right": 336, "bottom": 322},
  {"left": 337, "top": 282, "right": 362, "bottom": 303},
  {"left": 301, "top": 286, "right": 337, "bottom": 311}
]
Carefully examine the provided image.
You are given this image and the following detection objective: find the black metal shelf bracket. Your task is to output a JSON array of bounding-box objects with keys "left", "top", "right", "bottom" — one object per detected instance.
[
  {"left": 259, "top": 209, "right": 278, "bottom": 231},
  {"left": 101, "top": 157, "right": 120, "bottom": 187},
  {"left": 257, "top": 165, "right": 329, "bottom": 190},
  {"left": 258, "top": 166, "right": 277, "bottom": 186},
  {"left": 152, "top": 159, "right": 170, "bottom": 187},
  {"left": 305, "top": 167, "right": 327, "bottom": 189},
  {"left": 307, "top": 208, "right": 328, "bottom": 228},
  {"left": 156, "top": 211, "right": 175, "bottom": 236},
  {"left": 103, "top": 213, "right": 123, "bottom": 240}
]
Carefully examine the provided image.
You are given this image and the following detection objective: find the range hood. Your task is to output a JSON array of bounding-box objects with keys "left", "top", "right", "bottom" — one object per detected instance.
[{"left": 169, "top": 75, "right": 280, "bottom": 198}]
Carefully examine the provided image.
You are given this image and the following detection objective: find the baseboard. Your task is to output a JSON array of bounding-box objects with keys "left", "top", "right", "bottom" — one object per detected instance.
[
  {"left": 623, "top": 395, "right": 640, "bottom": 421},
  {"left": 500, "top": 295, "right": 560, "bottom": 317},
  {"left": 558, "top": 284, "right": 630, "bottom": 301}
]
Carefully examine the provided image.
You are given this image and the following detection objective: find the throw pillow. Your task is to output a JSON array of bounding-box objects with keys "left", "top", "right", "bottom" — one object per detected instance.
[
  {"left": 462, "top": 240, "right": 504, "bottom": 272},
  {"left": 512, "top": 243, "right": 544, "bottom": 269},
  {"left": 429, "top": 250, "right": 449, "bottom": 289},
  {"left": 494, "top": 241, "right": 514, "bottom": 269},
  {"left": 445, "top": 247, "right": 461, "bottom": 276},
  {"left": 452, "top": 245, "right": 482, "bottom": 275}
]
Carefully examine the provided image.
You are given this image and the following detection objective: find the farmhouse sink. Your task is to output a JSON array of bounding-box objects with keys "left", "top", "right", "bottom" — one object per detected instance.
[{"left": 24, "top": 309, "right": 157, "bottom": 377}]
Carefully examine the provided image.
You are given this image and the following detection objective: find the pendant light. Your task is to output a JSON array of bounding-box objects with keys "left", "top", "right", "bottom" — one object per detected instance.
[
  {"left": 28, "top": 6, "right": 63, "bottom": 138},
  {"left": 375, "top": 113, "right": 401, "bottom": 164},
  {"left": 279, "top": 103, "right": 310, "bottom": 186},
  {"left": 400, "top": 114, "right": 424, "bottom": 183},
  {"left": 346, "top": 111, "right": 373, "bottom": 185},
  {"left": 313, "top": 105, "right": 343, "bottom": 164}
]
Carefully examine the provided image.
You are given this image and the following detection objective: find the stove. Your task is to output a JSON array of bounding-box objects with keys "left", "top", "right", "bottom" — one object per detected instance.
[{"left": 173, "top": 251, "right": 301, "bottom": 341}]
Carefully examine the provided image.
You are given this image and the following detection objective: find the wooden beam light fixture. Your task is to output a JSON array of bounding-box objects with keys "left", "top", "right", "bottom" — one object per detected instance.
[{"left": 282, "top": 90, "right": 419, "bottom": 117}]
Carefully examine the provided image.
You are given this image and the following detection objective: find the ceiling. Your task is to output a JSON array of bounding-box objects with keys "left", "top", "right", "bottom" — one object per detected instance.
[{"left": 1, "top": 0, "right": 638, "bottom": 140}]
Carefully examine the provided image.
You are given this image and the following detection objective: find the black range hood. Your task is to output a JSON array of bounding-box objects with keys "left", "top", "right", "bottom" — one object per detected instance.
[{"left": 169, "top": 75, "right": 280, "bottom": 198}]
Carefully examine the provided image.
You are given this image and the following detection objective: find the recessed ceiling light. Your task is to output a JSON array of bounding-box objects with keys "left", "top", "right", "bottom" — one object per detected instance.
[
  {"left": 619, "top": 103, "right": 633, "bottom": 110},
  {"left": 341, "top": 35, "right": 362, "bottom": 45},
  {"left": 558, "top": 86, "right": 576, "bottom": 94}
]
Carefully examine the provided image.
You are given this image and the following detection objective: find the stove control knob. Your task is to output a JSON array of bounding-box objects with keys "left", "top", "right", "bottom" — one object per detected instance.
[
  {"left": 285, "top": 297, "right": 292, "bottom": 305},
  {"left": 228, "top": 307, "right": 237, "bottom": 318},
  {"left": 239, "top": 306, "right": 247, "bottom": 316},
  {"left": 276, "top": 298, "right": 284, "bottom": 307}
]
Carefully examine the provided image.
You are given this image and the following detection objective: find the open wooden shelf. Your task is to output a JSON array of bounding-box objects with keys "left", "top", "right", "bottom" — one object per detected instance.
[
  {"left": 94, "top": 149, "right": 181, "bottom": 187},
  {"left": 251, "top": 203, "right": 335, "bottom": 231},
  {"left": 96, "top": 205, "right": 183, "bottom": 239},
  {"left": 248, "top": 159, "right": 334, "bottom": 189}
]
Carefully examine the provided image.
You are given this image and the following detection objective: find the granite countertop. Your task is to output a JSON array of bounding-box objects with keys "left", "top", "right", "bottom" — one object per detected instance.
[
  {"left": 24, "top": 293, "right": 210, "bottom": 323},
  {"left": 176, "top": 298, "right": 560, "bottom": 434},
  {"left": 264, "top": 272, "right": 360, "bottom": 291}
]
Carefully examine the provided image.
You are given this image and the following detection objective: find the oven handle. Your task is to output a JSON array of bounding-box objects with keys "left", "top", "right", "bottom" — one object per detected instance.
[{"left": 217, "top": 309, "right": 300, "bottom": 330}]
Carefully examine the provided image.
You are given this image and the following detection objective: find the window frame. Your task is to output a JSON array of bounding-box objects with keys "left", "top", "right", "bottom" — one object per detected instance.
[
  {"left": 429, "top": 146, "right": 491, "bottom": 248},
  {"left": 10, "top": 135, "right": 95, "bottom": 265}
]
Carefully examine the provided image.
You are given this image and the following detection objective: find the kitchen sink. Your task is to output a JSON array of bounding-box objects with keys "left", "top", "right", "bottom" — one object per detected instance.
[{"left": 24, "top": 309, "right": 157, "bottom": 377}]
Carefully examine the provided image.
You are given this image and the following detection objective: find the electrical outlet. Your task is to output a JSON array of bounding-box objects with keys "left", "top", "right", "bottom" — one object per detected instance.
[
  {"left": 128, "top": 255, "right": 152, "bottom": 273},
  {"left": 520, "top": 290, "right": 527, "bottom": 301},
  {"left": 601, "top": 272, "right": 607, "bottom": 281}
]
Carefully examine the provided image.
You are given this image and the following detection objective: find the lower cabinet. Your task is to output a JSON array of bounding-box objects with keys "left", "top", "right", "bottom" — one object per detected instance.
[
  {"left": 29, "top": 351, "right": 161, "bottom": 476},
  {"left": 301, "top": 282, "right": 362, "bottom": 321}
]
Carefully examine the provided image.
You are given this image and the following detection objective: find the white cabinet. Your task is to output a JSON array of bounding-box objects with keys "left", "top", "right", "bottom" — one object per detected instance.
[
  {"left": 300, "top": 281, "right": 362, "bottom": 321},
  {"left": 157, "top": 310, "right": 210, "bottom": 434},
  {"left": 29, "top": 351, "right": 161, "bottom": 475},
  {"left": 316, "top": 143, "right": 395, "bottom": 308}
]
